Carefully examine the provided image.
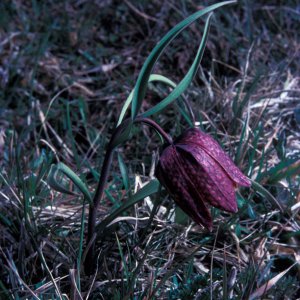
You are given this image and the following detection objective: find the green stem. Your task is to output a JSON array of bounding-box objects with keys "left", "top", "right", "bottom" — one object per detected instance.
[{"left": 85, "top": 117, "right": 172, "bottom": 274}]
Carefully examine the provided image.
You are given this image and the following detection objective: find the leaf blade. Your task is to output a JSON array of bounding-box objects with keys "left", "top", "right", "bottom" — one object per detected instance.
[
  {"left": 96, "top": 179, "right": 160, "bottom": 235},
  {"left": 48, "top": 162, "right": 92, "bottom": 203},
  {"left": 131, "top": 1, "right": 237, "bottom": 119},
  {"left": 141, "top": 13, "right": 213, "bottom": 117}
]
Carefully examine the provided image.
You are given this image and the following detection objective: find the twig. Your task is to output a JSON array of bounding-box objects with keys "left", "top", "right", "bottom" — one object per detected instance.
[{"left": 124, "top": 0, "right": 158, "bottom": 22}]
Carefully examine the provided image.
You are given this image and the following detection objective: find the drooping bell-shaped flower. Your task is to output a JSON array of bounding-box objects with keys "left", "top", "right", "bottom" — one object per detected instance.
[{"left": 155, "top": 128, "right": 251, "bottom": 230}]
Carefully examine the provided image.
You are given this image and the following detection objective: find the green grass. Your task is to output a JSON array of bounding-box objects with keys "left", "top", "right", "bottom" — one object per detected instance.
[{"left": 0, "top": 1, "right": 300, "bottom": 299}]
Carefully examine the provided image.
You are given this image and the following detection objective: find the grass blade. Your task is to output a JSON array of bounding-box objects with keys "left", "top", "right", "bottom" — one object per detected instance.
[
  {"left": 249, "top": 263, "right": 297, "bottom": 300},
  {"left": 118, "top": 152, "right": 131, "bottom": 193},
  {"left": 251, "top": 180, "right": 284, "bottom": 213}
]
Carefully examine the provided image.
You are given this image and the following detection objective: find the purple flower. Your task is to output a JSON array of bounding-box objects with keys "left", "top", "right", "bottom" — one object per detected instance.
[{"left": 155, "top": 128, "right": 251, "bottom": 230}]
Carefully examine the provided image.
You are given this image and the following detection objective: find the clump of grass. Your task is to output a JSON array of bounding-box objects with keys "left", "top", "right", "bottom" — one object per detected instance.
[{"left": 1, "top": 1, "right": 299, "bottom": 299}]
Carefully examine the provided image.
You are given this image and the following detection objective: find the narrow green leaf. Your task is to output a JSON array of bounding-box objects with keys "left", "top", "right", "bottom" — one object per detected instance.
[
  {"left": 247, "top": 122, "right": 264, "bottom": 176},
  {"left": 118, "top": 74, "right": 193, "bottom": 127},
  {"left": 118, "top": 89, "right": 135, "bottom": 126},
  {"left": 251, "top": 180, "right": 284, "bottom": 213},
  {"left": 236, "top": 72, "right": 261, "bottom": 120},
  {"left": 232, "top": 83, "right": 241, "bottom": 118},
  {"left": 273, "top": 131, "right": 286, "bottom": 160},
  {"left": 234, "top": 113, "right": 248, "bottom": 165},
  {"left": 118, "top": 74, "right": 179, "bottom": 126},
  {"left": 65, "top": 101, "right": 80, "bottom": 168},
  {"left": 175, "top": 97, "right": 194, "bottom": 127},
  {"left": 131, "top": 1, "right": 236, "bottom": 119},
  {"left": 115, "top": 233, "right": 129, "bottom": 279},
  {"left": 143, "top": 74, "right": 194, "bottom": 126},
  {"left": 118, "top": 152, "right": 131, "bottom": 193},
  {"left": 96, "top": 179, "right": 160, "bottom": 235},
  {"left": 76, "top": 199, "right": 86, "bottom": 292},
  {"left": 141, "top": 13, "right": 212, "bottom": 117},
  {"left": 256, "top": 157, "right": 300, "bottom": 184},
  {"left": 48, "top": 164, "right": 74, "bottom": 195},
  {"left": 149, "top": 74, "right": 178, "bottom": 87},
  {"left": 247, "top": 203, "right": 256, "bottom": 219},
  {"left": 267, "top": 159, "right": 300, "bottom": 184},
  {"left": 48, "top": 162, "right": 92, "bottom": 204}
]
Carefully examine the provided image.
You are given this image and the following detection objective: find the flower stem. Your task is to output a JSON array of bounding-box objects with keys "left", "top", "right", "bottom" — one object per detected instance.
[
  {"left": 85, "top": 117, "right": 172, "bottom": 274},
  {"left": 135, "top": 117, "right": 173, "bottom": 145},
  {"left": 85, "top": 147, "right": 113, "bottom": 274}
]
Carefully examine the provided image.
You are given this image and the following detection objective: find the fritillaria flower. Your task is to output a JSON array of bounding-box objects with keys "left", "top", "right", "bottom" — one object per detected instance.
[{"left": 155, "top": 128, "right": 251, "bottom": 230}]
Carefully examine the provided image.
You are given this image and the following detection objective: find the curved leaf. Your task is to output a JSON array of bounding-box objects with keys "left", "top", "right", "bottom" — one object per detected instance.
[
  {"left": 141, "top": 12, "right": 212, "bottom": 117},
  {"left": 251, "top": 180, "right": 284, "bottom": 213},
  {"left": 118, "top": 74, "right": 194, "bottom": 127},
  {"left": 96, "top": 179, "right": 160, "bottom": 235},
  {"left": 118, "top": 74, "right": 178, "bottom": 126},
  {"left": 131, "top": 1, "right": 236, "bottom": 119},
  {"left": 118, "top": 152, "right": 131, "bottom": 193},
  {"left": 48, "top": 162, "right": 92, "bottom": 204}
]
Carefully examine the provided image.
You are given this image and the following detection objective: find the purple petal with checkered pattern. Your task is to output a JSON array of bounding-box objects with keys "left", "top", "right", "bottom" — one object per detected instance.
[
  {"left": 155, "top": 127, "right": 251, "bottom": 230},
  {"left": 176, "top": 144, "right": 237, "bottom": 213},
  {"left": 175, "top": 128, "right": 251, "bottom": 187},
  {"left": 156, "top": 145, "right": 212, "bottom": 230}
]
